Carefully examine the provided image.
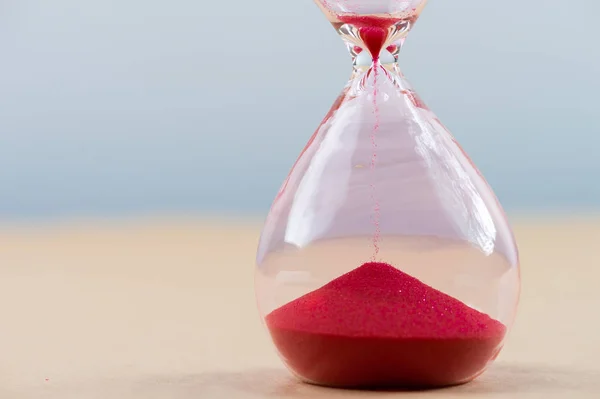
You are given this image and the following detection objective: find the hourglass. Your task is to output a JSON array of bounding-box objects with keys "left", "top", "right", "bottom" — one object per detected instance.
[{"left": 255, "top": 0, "right": 520, "bottom": 388}]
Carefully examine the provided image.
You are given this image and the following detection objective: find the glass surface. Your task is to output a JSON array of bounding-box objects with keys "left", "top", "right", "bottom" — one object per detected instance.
[{"left": 255, "top": 0, "right": 520, "bottom": 389}]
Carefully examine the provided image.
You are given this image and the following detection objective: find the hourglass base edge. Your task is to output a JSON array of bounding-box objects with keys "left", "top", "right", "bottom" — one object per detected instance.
[
  {"left": 271, "top": 330, "right": 499, "bottom": 390},
  {"left": 289, "top": 368, "right": 493, "bottom": 390},
  {"left": 269, "top": 329, "right": 503, "bottom": 388},
  {"left": 270, "top": 333, "right": 502, "bottom": 389}
]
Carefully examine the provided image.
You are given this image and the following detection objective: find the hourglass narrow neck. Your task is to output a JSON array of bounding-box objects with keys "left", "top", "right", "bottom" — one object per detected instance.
[{"left": 332, "top": 14, "right": 417, "bottom": 73}]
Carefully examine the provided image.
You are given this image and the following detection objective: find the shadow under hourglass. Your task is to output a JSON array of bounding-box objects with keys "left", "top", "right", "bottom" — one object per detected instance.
[{"left": 130, "top": 363, "right": 600, "bottom": 398}]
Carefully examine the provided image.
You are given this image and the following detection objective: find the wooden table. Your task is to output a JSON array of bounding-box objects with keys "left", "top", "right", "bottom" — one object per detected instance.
[{"left": 0, "top": 217, "right": 598, "bottom": 398}]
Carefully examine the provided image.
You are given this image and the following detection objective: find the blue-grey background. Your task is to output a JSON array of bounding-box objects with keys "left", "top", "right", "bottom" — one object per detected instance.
[{"left": 1, "top": 0, "right": 598, "bottom": 221}]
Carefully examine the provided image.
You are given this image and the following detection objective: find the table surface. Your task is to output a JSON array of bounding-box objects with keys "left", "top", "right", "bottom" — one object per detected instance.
[{"left": 0, "top": 217, "right": 599, "bottom": 399}]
